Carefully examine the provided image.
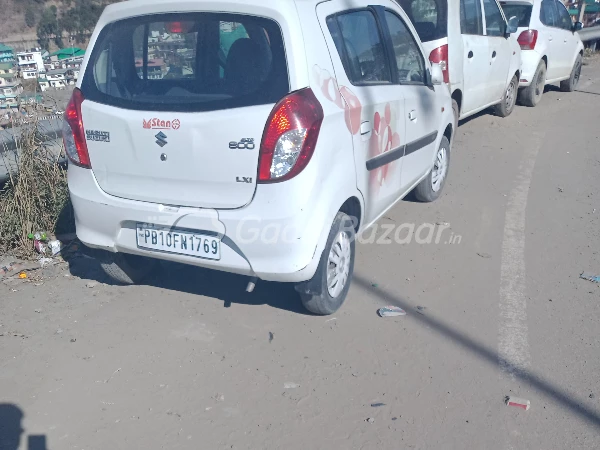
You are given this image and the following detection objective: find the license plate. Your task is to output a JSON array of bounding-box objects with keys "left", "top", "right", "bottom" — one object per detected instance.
[{"left": 136, "top": 224, "right": 221, "bottom": 260}]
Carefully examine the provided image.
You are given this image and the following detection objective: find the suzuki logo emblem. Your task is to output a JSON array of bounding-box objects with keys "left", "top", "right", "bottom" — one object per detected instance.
[{"left": 155, "top": 132, "right": 168, "bottom": 147}]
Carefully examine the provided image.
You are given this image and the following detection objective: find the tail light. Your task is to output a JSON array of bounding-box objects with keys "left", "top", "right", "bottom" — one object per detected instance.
[
  {"left": 429, "top": 44, "right": 449, "bottom": 84},
  {"left": 517, "top": 30, "right": 538, "bottom": 50},
  {"left": 258, "top": 88, "right": 324, "bottom": 183},
  {"left": 166, "top": 22, "right": 194, "bottom": 34},
  {"left": 63, "top": 88, "right": 91, "bottom": 168}
]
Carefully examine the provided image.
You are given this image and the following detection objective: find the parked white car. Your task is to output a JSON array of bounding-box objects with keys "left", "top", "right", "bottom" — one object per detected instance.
[
  {"left": 65, "top": 0, "right": 455, "bottom": 315},
  {"left": 397, "top": 0, "right": 522, "bottom": 120},
  {"left": 500, "top": 0, "right": 584, "bottom": 106}
]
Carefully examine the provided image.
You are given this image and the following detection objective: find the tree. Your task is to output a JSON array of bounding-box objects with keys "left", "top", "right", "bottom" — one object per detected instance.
[
  {"left": 25, "top": 7, "right": 35, "bottom": 28},
  {"left": 37, "top": 6, "right": 61, "bottom": 48}
]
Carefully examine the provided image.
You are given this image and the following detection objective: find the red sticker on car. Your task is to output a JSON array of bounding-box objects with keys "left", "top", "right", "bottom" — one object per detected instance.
[{"left": 143, "top": 118, "right": 181, "bottom": 130}]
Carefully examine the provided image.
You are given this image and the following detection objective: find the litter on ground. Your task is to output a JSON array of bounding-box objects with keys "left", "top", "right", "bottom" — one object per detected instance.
[
  {"left": 580, "top": 272, "right": 600, "bottom": 283},
  {"left": 378, "top": 306, "right": 406, "bottom": 317},
  {"left": 505, "top": 396, "right": 530, "bottom": 411}
]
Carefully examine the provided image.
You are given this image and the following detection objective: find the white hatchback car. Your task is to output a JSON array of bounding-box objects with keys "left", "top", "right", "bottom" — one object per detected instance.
[
  {"left": 398, "top": 0, "right": 522, "bottom": 120},
  {"left": 65, "top": 0, "right": 455, "bottom": 315},
  {"left": 500, "top": 0, "right": 584, "bottom": 106}
]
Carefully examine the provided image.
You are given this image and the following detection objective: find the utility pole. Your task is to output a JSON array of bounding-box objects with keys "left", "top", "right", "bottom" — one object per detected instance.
[{"left": 578, "top": 0, "right": 586, "bottom": 25}]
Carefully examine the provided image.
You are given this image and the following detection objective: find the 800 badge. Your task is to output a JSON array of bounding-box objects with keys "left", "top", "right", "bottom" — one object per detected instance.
[{"left": 229, "top": 138, "right": 256, "bottom": 150}]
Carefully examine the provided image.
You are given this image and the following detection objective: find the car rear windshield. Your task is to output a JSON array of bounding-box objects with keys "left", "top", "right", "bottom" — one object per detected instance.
[
  {"left": 397, "top": 0, "right": 448, "bottom": 42},
  {"left": 81, "top": 13, "right": 289, "bottom": 112},
  {"left": 500, "top": 3, "right": 533, "bottom": 27}
]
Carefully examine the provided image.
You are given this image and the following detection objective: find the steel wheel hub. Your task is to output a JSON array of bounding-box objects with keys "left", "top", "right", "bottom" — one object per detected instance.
[
  {"left": 506, "top": 80, "right": 516, "bottom": 110},
  {"left": 431, "top": 145, "right": 448, "bottom": 192},
  {"left": 327, "top": 231, "right": 351, "bottom": 298}
]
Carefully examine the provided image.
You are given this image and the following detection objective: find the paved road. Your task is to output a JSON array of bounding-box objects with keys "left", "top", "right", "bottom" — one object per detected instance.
[{"left": 1, "top": 59, "right": 599, "bottom": 450}]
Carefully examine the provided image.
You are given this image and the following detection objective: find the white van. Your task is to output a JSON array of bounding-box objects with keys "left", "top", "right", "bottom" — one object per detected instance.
[
  {"left": 65, "top": 0, "right": 455, "bottom": 315},
  {"left": 397, "top": 0, "right": 522, "bottom": 120}
]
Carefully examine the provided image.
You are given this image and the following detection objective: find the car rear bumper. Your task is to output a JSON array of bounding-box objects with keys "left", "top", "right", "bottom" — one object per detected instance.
[
  {"left": 69, "top": 165, "right": 333, "bottom": 283},
  {"left": 518, "top": 51, "right": 543, "bottom": 87}
]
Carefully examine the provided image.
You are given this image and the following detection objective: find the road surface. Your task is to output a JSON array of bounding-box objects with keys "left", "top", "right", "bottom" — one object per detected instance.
[{"left": 1, "top": 58, "right": 599, "bottom": 450}]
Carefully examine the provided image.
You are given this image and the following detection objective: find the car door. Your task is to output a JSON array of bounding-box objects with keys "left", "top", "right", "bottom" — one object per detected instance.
[
  {"left": 554, "top": 0, "right": 578, "bottom": 78},
  {"left": 539, "top": 0, "right": 560, "bottom": 80},
  {"left": 482, "top": 0, "right": 512, "bottom": 102},
  {"left": 317, "top": 1, "right": 406, "bottom": 225},
  {"left": 382, "top": 8, "right": 441, "bottom": 191},
  {"left": 460, "top": 0, "right": 492, "bottom": 115}
]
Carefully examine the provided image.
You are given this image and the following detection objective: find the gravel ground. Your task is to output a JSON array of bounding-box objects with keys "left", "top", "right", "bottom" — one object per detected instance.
[{"left": 1, "top": 59, "right": 599, "bottom": 450}]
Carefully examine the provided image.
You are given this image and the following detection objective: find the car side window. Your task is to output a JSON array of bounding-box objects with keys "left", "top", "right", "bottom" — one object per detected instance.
[
  {"left": 555, "top": 0, "right": 573, "bottom": 31},
  {"left": 482, "top": 0, "right": 506, "bottom": 37},
  {"left": 384, "top": 10, "right": 426, "bottom": 85},
  {"left": 327, "top": 10, "right": 392, "bottom": 85},
  {"left": 540, "top": 0, "right": 557, "bottom": 28},
  {"left": 460, "top": 0, "right": 484, "bottom": 35}
]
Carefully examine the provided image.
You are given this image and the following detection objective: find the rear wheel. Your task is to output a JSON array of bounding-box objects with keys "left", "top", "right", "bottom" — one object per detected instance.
[
  {"left": 494, "top": 75, "right": 518, "bottom": 117},
  {"left": 296, "top": 212, "right": 356, "bottom": 315},
  {"left": 560, "top": 54, "right": 582, "bottom": 92},
  {"left": 519, "top": 61, "right": 546, "bottom": 107},
  {"left": 99, "top": 252, "right": 159, "bottom": 285},
  {"left": 413, "top": 136, "right": 451, "bottom": 203}
]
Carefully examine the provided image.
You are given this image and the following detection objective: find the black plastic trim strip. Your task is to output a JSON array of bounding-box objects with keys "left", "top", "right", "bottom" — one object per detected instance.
[
  {"left": 404, "top": 131, "right": 438, "bottom": 156},
  {"left": 366, "top": 131, "right": 438, "bottom": 171},
  {"left": 366, "top": 145, "right": 404, "bottom": 171}
]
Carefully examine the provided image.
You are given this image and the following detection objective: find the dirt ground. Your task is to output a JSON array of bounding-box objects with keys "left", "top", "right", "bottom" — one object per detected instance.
[{"left": 1, "top": 59, "right": 600, "bottom": 450}]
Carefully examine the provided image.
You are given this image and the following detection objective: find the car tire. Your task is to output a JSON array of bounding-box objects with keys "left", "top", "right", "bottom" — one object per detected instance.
[
  {"left": 518, "top": 61, "right": 546, "bottom": 107},
  {"left": 494, "top": 74, "right": 518, "bottom": 118},
  {"left": 99, "top": 251, "right": 159, "bottom": 285},
  {"left": 413, "top": 136, "right": 451, "bottom": 203},
  {"left": 452, "top": 99, "right": 459, "bottom": 130},
  {"left": 560, "top": 54, "right": 582, "bottom": 92},
  {"left": 296, "top": 212, "right": 356, "bottom": 316}
]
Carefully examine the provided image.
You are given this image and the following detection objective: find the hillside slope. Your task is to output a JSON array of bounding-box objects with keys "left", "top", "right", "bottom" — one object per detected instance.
[{"left": 0, "top": 0, "right": 120, "bottom": 42}]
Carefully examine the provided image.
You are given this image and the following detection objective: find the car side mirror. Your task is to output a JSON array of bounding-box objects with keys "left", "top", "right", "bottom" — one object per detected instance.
[
  {"left": 430, "top": 63, "right": 444, "bottom": 86},
  {"left": 506, "top": 16, "right": 519, "bottom": 37},
  {"left": 573, "top": 21, "right": 583, "bottom": 32}
]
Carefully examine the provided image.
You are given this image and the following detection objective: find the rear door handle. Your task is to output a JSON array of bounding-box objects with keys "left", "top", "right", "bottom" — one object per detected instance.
[
  {"left": 468, "top": 51, "right": 474, "bottom": 59},
  {"left": 360, "top": 121, "right": 371, "bottom": 135},
  {"left": 492, "top": 51, "right": 497, "bottom": 58},
  {"left": 549, "top": 36, "right": 553, "bottom": 41},
  {"left": 408, "top": 110, "right": 417, "bottom": 121},
  {"left": 360, "top": 120, "right": 372, "bottom": 141}
]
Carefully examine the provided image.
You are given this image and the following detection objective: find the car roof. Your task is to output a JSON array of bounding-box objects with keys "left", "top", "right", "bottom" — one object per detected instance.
[
  {"left": 500, "top": 0, "right": 534, "bottom": 4},
  {"left": 104, "top": 0, "right": 317, "bottom": 14}
]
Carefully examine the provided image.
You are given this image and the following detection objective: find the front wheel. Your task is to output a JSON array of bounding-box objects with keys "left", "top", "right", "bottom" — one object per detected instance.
[
  {"left": 560, "top": 54, "right": 582, "bottom": 92},
  {"left": 296, "top": 212, "right": 356, "bottom": 315},
  {"left": 494, "top": 75, "right": 518, "bottom": 117}
]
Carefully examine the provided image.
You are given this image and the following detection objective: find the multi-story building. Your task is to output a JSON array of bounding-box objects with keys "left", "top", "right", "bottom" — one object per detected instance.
[
  {"left": 16, "top": 49, "right": 45, "bottom": 79},
  {"left": 46, "top": 68, "right": 76, "bottom": 89},
  {"left": 0, "top": 43, "right": 15, "bottom": 63}
]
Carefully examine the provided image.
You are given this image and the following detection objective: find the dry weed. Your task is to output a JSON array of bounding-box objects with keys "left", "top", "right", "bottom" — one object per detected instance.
[{"left": 0, "top": 119, "right": 72, "bottom": 257}]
